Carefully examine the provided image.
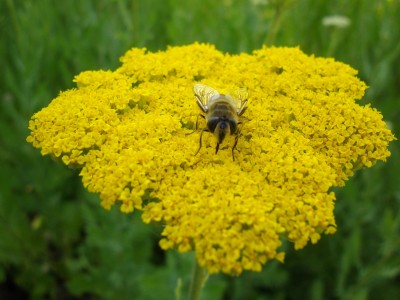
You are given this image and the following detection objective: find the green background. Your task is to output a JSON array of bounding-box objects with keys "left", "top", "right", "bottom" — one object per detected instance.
[{"left": 1, "top": 0, "right": 399, "bottom": 299}]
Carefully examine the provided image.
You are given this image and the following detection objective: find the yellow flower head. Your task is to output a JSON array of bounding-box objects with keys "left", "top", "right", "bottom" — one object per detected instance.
[{"left": 27, "top": 43, "right": 395, "bottom": 275}]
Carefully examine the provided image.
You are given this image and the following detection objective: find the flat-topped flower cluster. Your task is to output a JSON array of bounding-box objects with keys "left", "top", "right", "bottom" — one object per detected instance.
[{"left": 27, "top": 43, "right": 394, "bottom": 274}]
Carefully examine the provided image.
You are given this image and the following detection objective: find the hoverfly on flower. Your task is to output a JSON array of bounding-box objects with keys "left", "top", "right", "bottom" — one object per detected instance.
[{"left": 193, "top": 84, "right": 248, "bottom": 160}]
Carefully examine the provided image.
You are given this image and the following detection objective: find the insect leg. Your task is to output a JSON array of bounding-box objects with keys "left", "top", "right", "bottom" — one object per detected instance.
[
  {"left": 231, "top": 135, "right": 239, "bottom": 161},
  {"left": 195, "top": 129, "right": 206, "bottom": 156},
  {"left": 195, "top": 114, "right": 205, "bottom": 130},
  {"left": 231, "top": 124, "right": 244, "bottom": 161},
  {"left": 186, "top": 114, "right": 205, "bottom": 136},
  {"left": 215, "top": 142, "right": 220, "bottom": 154}
]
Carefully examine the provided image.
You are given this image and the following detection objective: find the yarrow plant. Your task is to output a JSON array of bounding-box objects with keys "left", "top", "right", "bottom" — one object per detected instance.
[{"left": 27, "top": 43, "right": 394, "bottom": 276}]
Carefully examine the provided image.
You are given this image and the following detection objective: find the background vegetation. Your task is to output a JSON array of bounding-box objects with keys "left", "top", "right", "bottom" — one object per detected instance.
[{"left": 1, "top": 0, "right": 399, "bottom": 299}]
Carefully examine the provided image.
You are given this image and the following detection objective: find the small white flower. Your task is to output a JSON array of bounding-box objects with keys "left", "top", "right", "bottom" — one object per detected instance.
[{"left": 322, "top": 15, "right": 351, "bottom": 28}]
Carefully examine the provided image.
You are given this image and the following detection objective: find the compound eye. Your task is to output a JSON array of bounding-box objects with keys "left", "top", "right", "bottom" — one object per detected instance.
[
  {"left": 207, "top": 117, "right": 220, "bottom": 132},
  {"left": 228, "top": 120, "right": 237, "bottom": 133}
]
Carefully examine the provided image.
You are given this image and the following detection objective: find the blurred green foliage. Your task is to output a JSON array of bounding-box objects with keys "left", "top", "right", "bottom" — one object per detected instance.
[{"left": 0, "top": 0, "right": 399, "bottom": 299}]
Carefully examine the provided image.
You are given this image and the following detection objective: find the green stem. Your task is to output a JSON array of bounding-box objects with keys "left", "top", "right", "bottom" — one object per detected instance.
[
  {"left": 188, "top": 260, "right": 208, "bottom": 300},
  {"left": 265, "top": 0, "right": 296, "bottom": 46},
  {"left": 130, "top": 0, "right": 137, "bottom": 45}
]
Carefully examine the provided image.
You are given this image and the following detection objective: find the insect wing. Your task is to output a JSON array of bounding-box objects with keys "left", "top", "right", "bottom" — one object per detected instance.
[
  {"left": 231, "top": 87, "right": 248, "bottom": 116},
  {"left": 193, "top": 84, "right": 220, "bottom": 113}
]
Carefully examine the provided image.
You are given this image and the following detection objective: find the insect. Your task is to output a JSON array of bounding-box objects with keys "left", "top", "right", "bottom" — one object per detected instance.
[{"left": 193, "top": 84, "right": 248, "bottom": 160}]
